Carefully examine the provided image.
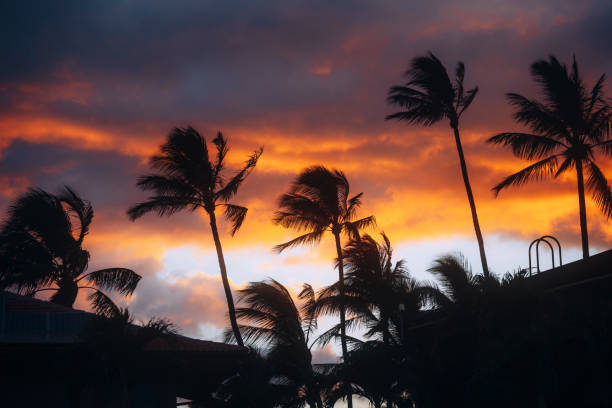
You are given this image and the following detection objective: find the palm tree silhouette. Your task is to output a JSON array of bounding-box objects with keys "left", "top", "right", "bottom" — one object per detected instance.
[
  {"left": 226, "top": 279, "right": 325, "bottom": 408},
  {"left": 412, "top": 253, "right": 544, "bottom": 407},
  {"left": 315, "top": 233, "right": 430, "bottom": 347},
  {"left": 273, "top": 165, "right": 375, "bottom": 408},
  {"left": 488, "top": 55, "right": 612, "bottom": 258},
  {"left": 313, "top": 234, "right": 433, "bottom": 408},
  {"left": 0, "top": 186, "right": 141, "bottom": 309},
  {"left": 387, "top": 52, "right": 489, "bottom": 276},
  {"left": 127, "top": 127, "right": 262, "bottom": 346}
]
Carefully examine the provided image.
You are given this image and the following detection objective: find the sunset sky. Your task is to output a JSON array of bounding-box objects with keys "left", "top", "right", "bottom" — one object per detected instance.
[{"left": 1, "top": 0, "right": 611, "bottom": 361}]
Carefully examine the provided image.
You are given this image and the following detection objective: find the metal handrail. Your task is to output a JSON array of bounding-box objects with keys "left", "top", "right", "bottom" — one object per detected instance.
[
  {"left": 540, "top": 235, "right": 562, "bottom": 267},
  {"left": 536, "top": 237, "right": 555, "bottom": 272},
  {"left": 528, "top": 235, "right": 563, "bottom": 276}
]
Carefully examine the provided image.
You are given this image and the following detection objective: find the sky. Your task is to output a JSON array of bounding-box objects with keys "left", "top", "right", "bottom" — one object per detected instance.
[{"left": 1, "top": 0, "right": 612, "bottom": 368}]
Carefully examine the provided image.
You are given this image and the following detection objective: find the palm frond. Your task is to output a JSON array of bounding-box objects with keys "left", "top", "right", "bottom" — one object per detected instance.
[
  {"left": 57, "top": 186, "right": 94, "bottom": 244},
  {"left": 313, "top": 318, "right": 363, "bottom": 348},
  {"left": 81, "top": 268, "right": 141, "bottom": 295},
  {"left": 212, "top": 131, "right": 229, "bottom": 182},
  {"left": 298, "top": 283, "right": 318, "bottom": 343},
  {"left": 586, "top": 105, "right": 612, "bottom": 143},
  {"left": 4, "top": 188, "right": 76, "bottom": 260},
  {"left": 407, "top": 52, "right": 455, "bottom": 108},
  {"left": 216, "top": 146, "right": 263, "bottom": 202},
  {"left": 345, "top": 193, "right": 363, "bottom": 220},
  {"left": 413, "top": 283, "right": 451, "bottom": 309},
  {"left": 343, "top": 216, "right": 376, "bottom": 240},
  {"left": 141, "top": 317, "right": 179, "bottom": 336},
  {"left": 427, "top": 253, "right": 473, "bottom": 303},
  {"left": 233, "top": 279, "right": 304, "bottom": 349},
  {"left": 385, "top": 103, "right": 445, "bottom": 126},
  {"left": 492, "top": 155, "right": 559, "bottom": 196},
  {"left": 487, "top": 133, "right": 565, "bottom": 160},
  {"left": 585, "top": 161, "right": 612, "bottom": 217},
  {"left": 596, "top": 139, "right": 612, "bottom": 157},
  {"left": 274, "top": 192, "right": 329, "bottom": 231},
  {"left": 223, "top": 204, "right": 248, "bottom": 236},
  {"left": 235, "top": 308, "right": 278, "bottom": 329},
  {"left": 291, "top": 165, "right": 348, "bottom": 218},
  {"left": 587, "top": 73, "right": 607, "bottom": 115},
  {"left": 455, "top": 61, "right": 465, "bottom": 99},
  {"left": 135, "top": 174, "right": 199, "bottom": 197},
  {"left": 458, "top": 86, "right": 478, "bottom": 116},
  {"left": 554, "top": 156, "right": 574, "bottom": 177},
  {"left": 230, "top": 324, "right": 277, "bottom": 346},
  {"left": 386, "top": 86, "right": 434, "bottom": 109},
  {"left": 273, "top": 229, "right": 326, "bottom": 253},
  {"left": 126, "top": 195, "right": 200, "bottom": 220},
  {"left": 151, "top": 127, "right": 213, "bottom": 179},
  {"left": 505, "top": 93, "right": 567, "bottom": 139},
  {"left": 0, "top": 229, "right": 58, "bottom": 292},
  {"left": 530, "top": 56, "right": 586, "bottom": 129},
  {"left": 87, "top": 289, "right": 121, "bottom": 318}
]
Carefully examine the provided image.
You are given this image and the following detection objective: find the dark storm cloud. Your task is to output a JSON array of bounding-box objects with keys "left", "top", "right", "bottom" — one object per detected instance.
[
  {"left": 2, "top": 0, "right": 610, "bottom": 135},
  {"left": 0, "top": 140, "right": 141, "bottom": 206}
]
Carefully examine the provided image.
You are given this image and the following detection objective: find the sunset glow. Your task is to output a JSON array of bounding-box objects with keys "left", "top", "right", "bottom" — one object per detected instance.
[{"left": 1, "top": 0, "right": 610, "bottom": 349}]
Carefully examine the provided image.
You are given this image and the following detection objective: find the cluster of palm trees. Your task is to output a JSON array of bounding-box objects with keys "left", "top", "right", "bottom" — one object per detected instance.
[{"left": 0, "top": 52, "right": 610, "bottom": 407}]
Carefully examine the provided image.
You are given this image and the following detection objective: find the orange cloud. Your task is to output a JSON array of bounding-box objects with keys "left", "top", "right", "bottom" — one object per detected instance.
[{"left": 0, "top": 115, "right": 159, "bottom": 158}]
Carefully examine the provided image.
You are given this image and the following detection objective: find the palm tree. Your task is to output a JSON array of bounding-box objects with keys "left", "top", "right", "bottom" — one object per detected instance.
[
  {"left": 488, "top": 55, "right": 612, "bottom": 258},
  {"left": 273, "top": 165, "right": 375, "bottom": 408},
  {"left": 414, "top": 254, "right": 545, "bottom": 407},
  {"left": 226, "top": 279, "right": 325, "bottom": 408},
  {"left": 0, "top": 186, "right": 141, "bottom": 309},
  {"left": 313, "top": 234, "right": 433, "bottom": 408},
  {"left": 316, "top": 233, "right": 429, "bottom": 347},
  {"left": 387, "top": 52, "right": 489, "bottom": 275},
  {"left": 127, "top": 127, "right": 262, "bottom": 346}
]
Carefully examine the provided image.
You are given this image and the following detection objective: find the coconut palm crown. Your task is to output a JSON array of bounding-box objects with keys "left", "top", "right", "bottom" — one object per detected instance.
[
  {"left": 315, "top": 233, "right": 429, "bottom": 347},
  {"left": 0, "top": 186, "right": 141, "bottom": 311},
  {"left": 488, "top": 55, "right": 612, "bottom": 258}
]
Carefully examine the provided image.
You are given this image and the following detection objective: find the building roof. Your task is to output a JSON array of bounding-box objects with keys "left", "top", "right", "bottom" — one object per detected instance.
[
  {"left": 529, "top": 248, "right": 612, "bottom": 292},
  {"left": 145, "top": 334, "right": 247, "bottom": 353},
  {"left": 2, "top": 290, "right": 86, "bottom": 313},
  {"left": 0, "top": 290, "right": 247, "bottom": 354}
]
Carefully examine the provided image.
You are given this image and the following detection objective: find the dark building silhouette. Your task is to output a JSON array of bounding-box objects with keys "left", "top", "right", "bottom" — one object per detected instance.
[{"left": 0, "top": 291, "right": 247, "bottom": 407}]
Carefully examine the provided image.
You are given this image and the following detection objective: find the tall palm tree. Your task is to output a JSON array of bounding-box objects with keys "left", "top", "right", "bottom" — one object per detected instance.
[
  {"left": 387, "top": 52, "right": 489, "bottom": 275},
  {"left": 226, "top": 279, "right": 325, "bottom": 408},
  {"left": 0, "top": 186, "right": 141, "bottom": 309},
  {"left": 127, "top": 127, "right": 262, "bottom": 346},
  {"left": 488, "top": 55, "right": 612, "bottom": 258},
  {"left": 273, "top": 165, "right": 375, "bottom": 408}
]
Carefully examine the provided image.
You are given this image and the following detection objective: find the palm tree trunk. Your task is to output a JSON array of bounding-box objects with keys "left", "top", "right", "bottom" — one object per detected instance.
[
  {"left": 333, "top": 231, "right": 353, "bottom": 408},
  {"left": 209, "top": 211, "right": 244, "bottom": 346},
  {"left": 452, "top": 125, "right": 489, "bottom": 276},
  {"left": 575, "top": 160, "right": 589, "bottom": 258}
]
